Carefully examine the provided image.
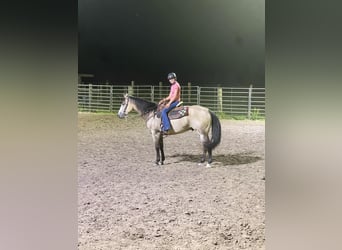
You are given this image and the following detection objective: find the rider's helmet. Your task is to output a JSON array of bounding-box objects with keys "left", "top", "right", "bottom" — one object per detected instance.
[{"left": 167, "top": 72, "right": 177, "bottom": 80}]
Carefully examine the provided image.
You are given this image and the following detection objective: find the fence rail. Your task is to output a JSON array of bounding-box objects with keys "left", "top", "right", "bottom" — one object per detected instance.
[{"left": 78, "top": 83, "right": 265, "bottom": 119}]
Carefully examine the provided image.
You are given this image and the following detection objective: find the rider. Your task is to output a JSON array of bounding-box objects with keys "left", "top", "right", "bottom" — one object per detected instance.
[{"left": 159, "top": 72, "right": 181, "bottom": 134}]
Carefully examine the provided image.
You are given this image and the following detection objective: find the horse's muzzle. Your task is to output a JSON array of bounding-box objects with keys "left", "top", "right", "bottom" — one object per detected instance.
[{"left": 117, "top": 112, "right": 126, "bottom": 119}]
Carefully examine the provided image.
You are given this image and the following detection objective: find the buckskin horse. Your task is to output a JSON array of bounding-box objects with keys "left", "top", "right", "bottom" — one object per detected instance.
[{"left": 117, "top": 94, "right": 221, "bottom": 167}]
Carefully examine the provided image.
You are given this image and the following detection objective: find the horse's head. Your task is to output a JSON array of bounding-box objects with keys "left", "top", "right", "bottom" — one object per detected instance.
[{"left": 117, "top": 94, "right": 133, "bottom": 119}]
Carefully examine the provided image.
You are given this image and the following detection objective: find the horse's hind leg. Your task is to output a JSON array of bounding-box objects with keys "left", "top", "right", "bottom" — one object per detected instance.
[
  {"left": 199, "top": 133, "right": 209, "bottom": 163},
  {"left": 207, "top": 148, "right": 213, "bottom": 165},
  {"left": 201, "top": 147, "right": 207, "bottom": 163}
]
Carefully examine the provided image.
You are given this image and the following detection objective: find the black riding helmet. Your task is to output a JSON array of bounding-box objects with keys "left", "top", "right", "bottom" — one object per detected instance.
[{"left": 167, "top": 72, "right": 177, "bottom": 80}]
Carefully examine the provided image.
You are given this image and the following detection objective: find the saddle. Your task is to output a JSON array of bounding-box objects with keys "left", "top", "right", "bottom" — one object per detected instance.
[{"left": 156, "top": 103, "right": 189, "bottom": 120}]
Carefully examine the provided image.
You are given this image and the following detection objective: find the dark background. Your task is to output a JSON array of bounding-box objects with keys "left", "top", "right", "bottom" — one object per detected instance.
[{"left": 78, "top": 0, "right": 265, "bottom": 86}]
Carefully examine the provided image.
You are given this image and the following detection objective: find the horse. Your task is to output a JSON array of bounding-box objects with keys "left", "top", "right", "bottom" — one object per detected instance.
[{"left": 117, "top": 94, "right": 221, "bottom": 167}]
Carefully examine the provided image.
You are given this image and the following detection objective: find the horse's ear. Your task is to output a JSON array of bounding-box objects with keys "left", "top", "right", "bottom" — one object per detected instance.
[{"left": 123, "top": 93, "right": 128, "bottom": 97}]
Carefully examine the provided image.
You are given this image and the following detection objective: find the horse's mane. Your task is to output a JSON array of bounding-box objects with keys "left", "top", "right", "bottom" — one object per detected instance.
[{"left": 129, "top": 96, "right": 158, "bottom": 115}]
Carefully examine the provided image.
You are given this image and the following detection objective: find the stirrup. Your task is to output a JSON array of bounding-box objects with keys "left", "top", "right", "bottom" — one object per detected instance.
[
  {"left": 176, "top": 101, "right": 183, "bottom": 107},
  {"left": 162, "top": 131, "right": 169, "bottom": 137}
]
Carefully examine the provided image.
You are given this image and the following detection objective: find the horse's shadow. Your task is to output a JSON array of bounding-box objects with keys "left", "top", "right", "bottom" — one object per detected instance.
[{"left": 169, "top": 152, "right": 263, "bottom": 166}]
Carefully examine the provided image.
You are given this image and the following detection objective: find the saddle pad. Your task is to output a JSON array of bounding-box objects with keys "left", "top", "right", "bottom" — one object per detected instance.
[
  {"left": 168, "top": 106, "right": 189, "bottom": 120},
  {"left": 156, "top": 106, "right": 189, "bottom": 119}
]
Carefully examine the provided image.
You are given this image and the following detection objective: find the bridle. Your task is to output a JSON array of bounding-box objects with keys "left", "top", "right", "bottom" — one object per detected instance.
[
  {"left": 122, "top": 97, "right": 129, "bottom": 115},
  {"left": 121, "top": 96, "right": 155, "bottom": 121}
]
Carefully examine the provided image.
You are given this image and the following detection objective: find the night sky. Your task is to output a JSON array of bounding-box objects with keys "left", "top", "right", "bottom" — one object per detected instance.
[{"left": 78, "top": 0, "right": 264, "bottom": 86}]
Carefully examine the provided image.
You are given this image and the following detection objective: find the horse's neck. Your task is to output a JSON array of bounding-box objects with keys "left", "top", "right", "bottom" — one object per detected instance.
[
  {"left": 131, "top": 103, "right": 142, "bottom": 115},
  {"left": 131, "top": 97, "right": 156, "bottom": 116},
  {"left": 133, "top": 101, "right": 156, "bottom": 122},
  {"left": 130, "top": 100, "right": 147, "bottom": 116}
]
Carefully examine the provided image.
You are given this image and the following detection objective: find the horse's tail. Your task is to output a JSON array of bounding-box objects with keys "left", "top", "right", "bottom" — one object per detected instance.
[{"left": 206, "top": 111, "right": 221, "bottom": 150}]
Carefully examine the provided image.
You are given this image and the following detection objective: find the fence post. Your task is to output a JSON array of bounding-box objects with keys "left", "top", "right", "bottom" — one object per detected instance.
[
  {"left": 159, "top": 82, "right": 163, "bottom": 99},
  {"left": 248, "top": 84, "right": 253, "bottom": 119},
  {"left": 217, "top": 87, "right": 223, "bottom": 113},
  {"left": 131, "top": 81, "right": 135, "bottom": 96},
  {"left": 109, "top": 85, "right": 113, "bottom": 112},
  {"left": 197, "top": 86, "right": 200, "bottom": 105},
  {"left": 88, "top": 84, "right": 92, "bottom": 112},
  {"left": 151, "top": 86, "right": 154, "bottom": 102},
  {"left": 187, "top": 82, "right": 191, "bottom": 104},
  {"left": 128, "top": 81, "right": 134, "bottom": 96}
]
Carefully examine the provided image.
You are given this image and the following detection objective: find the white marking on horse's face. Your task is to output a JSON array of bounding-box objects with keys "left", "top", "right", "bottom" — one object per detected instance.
[
  {"left": 118, "top": 96, "right": 129, "bottom": 119},
  {"left": 117, "top": 95, "right": 133, "bottom": 118},
  {"left": 118, "top": 103, "right": 126, "bottom": 118}
]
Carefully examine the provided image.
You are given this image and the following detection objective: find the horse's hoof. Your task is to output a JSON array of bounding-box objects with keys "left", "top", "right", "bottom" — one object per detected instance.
[{"left": 205, "top": 163, "right": 212, "bottom": 168}]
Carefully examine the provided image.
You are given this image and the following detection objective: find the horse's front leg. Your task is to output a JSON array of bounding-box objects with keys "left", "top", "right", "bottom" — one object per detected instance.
[
  {"left": 152, "top": 131, "right": 161, "bottom": 165},
  {"left": 159, "top": 134, "right": 165, "bottom": 165}
]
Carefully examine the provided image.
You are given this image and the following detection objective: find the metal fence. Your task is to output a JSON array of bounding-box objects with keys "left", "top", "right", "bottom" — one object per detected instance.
[{"left": 78, "top": 83, "right": 265, "bottom": 119}]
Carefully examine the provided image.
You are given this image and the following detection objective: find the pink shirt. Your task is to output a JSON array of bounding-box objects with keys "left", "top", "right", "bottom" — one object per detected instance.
[{"left": 168, "top": 81, "right": 181, "bottom": 102}]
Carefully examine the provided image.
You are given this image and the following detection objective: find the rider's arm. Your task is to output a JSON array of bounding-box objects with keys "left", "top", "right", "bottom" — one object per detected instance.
[
  {"left": 159, "top": 89, "right": 173, "bottom": 104},
  {"left": 159, "top": 96, "right": 169, "bottom": 104}
]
